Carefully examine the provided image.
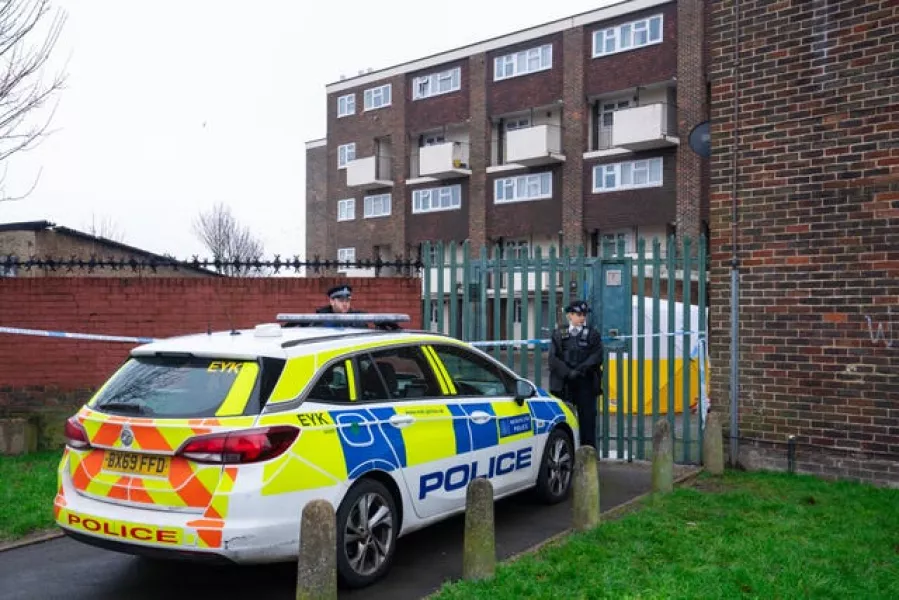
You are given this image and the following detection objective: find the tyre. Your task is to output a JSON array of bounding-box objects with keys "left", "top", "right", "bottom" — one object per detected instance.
[
  {"left": 335, "top": 478, "right": 398, "bottom": 589},
  {"left": 535, "top": 427, "right": 574, "bottom": 504}
]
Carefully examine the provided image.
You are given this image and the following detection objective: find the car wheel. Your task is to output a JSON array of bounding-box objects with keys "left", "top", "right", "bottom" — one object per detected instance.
[
  {"left": 535, "top": 427, "right": 574, "bottom": 504},
  {"left": 335, "top": 478, "right": 398, "bottom": 589}
]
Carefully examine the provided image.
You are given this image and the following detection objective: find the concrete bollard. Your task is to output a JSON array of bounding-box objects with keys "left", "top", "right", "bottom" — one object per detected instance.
[
  {"left": 296, "top": 499, "right": 337, "bottom": 600},
  {"left": 702, "top": 411, "right": 725, "bottom": 476},
  {"left": 572, "top": 445, "right": 600, "bottom": 531},
  {"left": 463, "top": 477, "right": 495, "bottom": 581},
  {"left": 651, "top": 419, "right": 674, "bottom": 494}
]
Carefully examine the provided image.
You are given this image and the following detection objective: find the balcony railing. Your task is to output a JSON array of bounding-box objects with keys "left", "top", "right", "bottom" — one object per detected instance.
[
  {"left": 496, "top": 123, "right": 565, "bottom": 168},
  {"left": 596, "top": 102, "right": 679, "bottom": 152},
  {"left": 346, "top": 154, "right": 393, "bottom": 189},
  {"left": 410, "top": 141, "right": 472, "bottom": 180}
]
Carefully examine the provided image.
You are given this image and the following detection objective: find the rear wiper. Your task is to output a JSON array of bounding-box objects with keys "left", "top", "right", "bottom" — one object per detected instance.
[{"left": 97, "top": 401, "right": 148, "bottom": 415}]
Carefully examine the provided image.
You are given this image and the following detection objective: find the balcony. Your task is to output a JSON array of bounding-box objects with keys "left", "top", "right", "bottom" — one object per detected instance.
[
  {"left": 607, "top": 103, "right": 679, "bottom": 152},
  {"left": 346, "top": 155, "right": 393, "bottom": 190},
  {"left": 409, "top": 142, "right": 471, "bottom": 184},
  {"left": 489, "top": 124, "right": 565, "bottom": 172}
]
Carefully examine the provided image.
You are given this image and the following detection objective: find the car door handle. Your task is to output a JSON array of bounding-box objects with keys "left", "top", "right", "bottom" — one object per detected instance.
[
  {"left": 469, "top": 410, "right": 492, "bottom": 425},
  {"left": 389, "top": 414, "right": 414, "bottom": 428}
]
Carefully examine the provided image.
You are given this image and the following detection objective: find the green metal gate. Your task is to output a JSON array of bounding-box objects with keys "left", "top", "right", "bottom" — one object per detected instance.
[{"left": 420, "top": 236, "right": 709, "bottom": 465}]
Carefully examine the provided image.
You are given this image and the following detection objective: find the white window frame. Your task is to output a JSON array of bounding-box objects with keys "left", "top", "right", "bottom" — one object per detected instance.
[
  {"left": 363, "top": 193, "right": 391, "bottom": 218},
  {"left": 504, "top": 116, "right": 531, "bottom": 131},
  {"left": 493, "top": 44, "right": 552, "bottom": 81},
  {"left": 337, "top": 94, "right": 355, "bottom": 118},
  {"left": 337, "top": 198, "right": 355, "bottom": 221},
  {"left": 363, "top": 84, "right": 392, "bottom": 111},
  {"left": 337, "top": 247, "right": 355, "bottom": 263},
  {"left": 412, "top": 184, "right": 462, "bottom": 214},
  {"left": 412, "top": 67, "right": 462, "bottom": 100},
  {"left": 338, "top": 143, "right": 356, "bottom": 169},
  {"left": 513, "top": 299, "right": 523, "bottom": 323},
  {"left": 494, "top": 172, "right": 553, "bottom": 204},
  {"left": 592, "top": 157, "right": 664, "bottom": 193},
  {"left": 593, "top": 14, "right": 664, "bottom": 58}
]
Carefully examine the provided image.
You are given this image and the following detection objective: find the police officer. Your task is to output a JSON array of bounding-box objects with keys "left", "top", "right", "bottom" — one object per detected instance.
[
  {"left": 313, "top": 284, "right": 400, "bottom": 330},
  {"left": 549, "top": 300, "right": 604, "bottom": 449},
  {"left": 312, "top": 285, "right": 367, "bottom": 327}
]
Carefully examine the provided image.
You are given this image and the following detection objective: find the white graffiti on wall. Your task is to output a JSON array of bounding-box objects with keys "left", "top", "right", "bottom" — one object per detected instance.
[{"left": 865, "top": 306, "right": 895, "bottom": 349}]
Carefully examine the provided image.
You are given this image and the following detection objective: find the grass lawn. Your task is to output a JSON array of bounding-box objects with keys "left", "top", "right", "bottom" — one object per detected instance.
[
  {"left": 0, "top": 450, "right": 62, "bottom": 541},
  {"left": 433, "top": 470, "right": 899, "bottom": 599}
]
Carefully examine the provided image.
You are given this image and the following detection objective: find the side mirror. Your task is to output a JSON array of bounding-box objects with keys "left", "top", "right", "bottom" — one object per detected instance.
[{"left": 513, "top": 378, "right": 536, "bottom": 406}]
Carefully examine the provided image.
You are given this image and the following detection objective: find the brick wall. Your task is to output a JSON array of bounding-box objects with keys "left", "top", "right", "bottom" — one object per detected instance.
[
  {"left": 0, "top": 277, "right": 423, "bottom": 424},
  {"left": 708, "top": 0, "right": 899, "bottom": 486}
]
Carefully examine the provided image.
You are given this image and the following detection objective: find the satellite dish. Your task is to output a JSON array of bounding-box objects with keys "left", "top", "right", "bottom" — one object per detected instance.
[{"left": 688, "top": 120, "right": 711, "bottom": 159}]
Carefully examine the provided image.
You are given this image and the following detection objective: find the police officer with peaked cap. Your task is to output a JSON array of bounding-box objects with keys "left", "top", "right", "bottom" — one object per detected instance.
[
  {"left": 548, "top": 300, "right": 604, "bottom": 449},
  {"left": 313, "top": 284, "right": 400, "bottom": 330}
]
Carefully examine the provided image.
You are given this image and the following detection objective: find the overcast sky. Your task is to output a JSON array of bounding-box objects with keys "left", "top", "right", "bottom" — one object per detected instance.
[{"left": 1, "top": 0, "right": 613, "bottom": 259}]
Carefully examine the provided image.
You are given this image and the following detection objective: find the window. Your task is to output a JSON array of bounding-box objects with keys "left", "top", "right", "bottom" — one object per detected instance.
[
  {"left": 504, "top": 117, "right": 531, "bottom": 131},
  {"left": 430, "top": 303, "right": 440, "bottom": 324},
  {"left": 363, "top": 193, "right": 391, "bottom": 218},
  {"left": 513, "top": 299, "right": 522, "bottom": 323},
  {"left": 337, "top": 198, "right": 355, "bottom": 221},
  {"left": 504, "top": 240, "right": 529, "bottom": 259},
  {"left": 412, "top": 184, "right": 462, "bottom": 214},
  {"left": 338, "top": 143, "right": 356, "bottom": 168},
  {"left": 421, "top": 132, "right": 445, "bottom": 146},
  {"left": 593, "top": 14, "right": 663, "bottom": 57},
  {"left": 337, "top": 94, "right": 355, "bottom": 117},
  {"left": 89, "top": 356, "right": 260, "bottom": 418},
  {"left": 493, "top": 44, "right": 552, "bottom": 81},
  {"left": 338, "top": 247, "right": 355, "bottom": 263},
  {"left": 494, "top": 172, "right": 552, "bottom": 204},
  {"left": 413, "top": 67, "right": 461, "bottom": 100},
  {"left": 430, "top": 344, "right": 515, "bottom": 397},
  {"left": 308, "top": 360, "right": 353, "bottom": 403},
  {"left": 358, "top": 347, "right": 442, "bottom": 400},
  {"left": 593, "top": 157, "right": 663, "bottom": 192},
  {"left": 364, "top": 84, "right": 392, "bottom": 110}
]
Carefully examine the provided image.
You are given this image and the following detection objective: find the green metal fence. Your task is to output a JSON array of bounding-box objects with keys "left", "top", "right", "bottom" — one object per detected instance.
[{"left": 420, "top": 236, "right": 709, "bottom": 465}]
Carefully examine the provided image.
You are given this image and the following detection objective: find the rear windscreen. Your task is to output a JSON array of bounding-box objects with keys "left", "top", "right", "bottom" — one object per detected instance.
[{"left": 89, "top": 356, "right": 261, "bottom": 418}]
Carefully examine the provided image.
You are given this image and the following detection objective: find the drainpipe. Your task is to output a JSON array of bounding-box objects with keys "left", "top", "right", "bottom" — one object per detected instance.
[{"left": 729, "top": 0, "right": 742, "bottom": 467}]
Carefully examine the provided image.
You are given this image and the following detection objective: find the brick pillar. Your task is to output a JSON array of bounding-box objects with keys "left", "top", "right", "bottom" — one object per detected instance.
[
  {"left": 388, "top": 75, "right": 409, "bottom": 259},
  {"left": 304, "top": 143, "right": 329, "bottom": 260},
  {"left": 562, "top": 27, "right": 586, "bottom": 251},
  {"left": 676, "top": 0, "right": 707, "bottom": 247},
  {"left": 468, "top": 55, "right": 489, "bottom": 255}
]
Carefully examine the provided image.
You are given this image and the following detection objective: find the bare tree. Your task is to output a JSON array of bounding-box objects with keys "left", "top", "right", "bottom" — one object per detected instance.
[
  {"left": 192, "top": 202, "right": 266, "bottom": 276},
  {"left": 84, "top": 213, "right": 125, "bottom": 243},
  {"left": 0, "top": 0, "right": 68, "bottom": 202}
]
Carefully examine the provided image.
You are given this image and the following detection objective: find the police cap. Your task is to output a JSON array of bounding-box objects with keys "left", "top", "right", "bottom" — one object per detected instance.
[
  {"left": 564, "top": 300, "right": 591, "bottom": 315},
  {"left": 327, "top": 285, "right": 352, "bottom": 299}
]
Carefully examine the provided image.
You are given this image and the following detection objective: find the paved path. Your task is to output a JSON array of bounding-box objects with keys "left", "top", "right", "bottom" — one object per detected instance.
[{"left": 0, "top": 461, "right": 681, "bottom": 600}]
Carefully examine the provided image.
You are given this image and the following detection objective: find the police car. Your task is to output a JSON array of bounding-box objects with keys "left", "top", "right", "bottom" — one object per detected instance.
[{"left": 55, "top": 313, "right": 579, "bottom": 588}]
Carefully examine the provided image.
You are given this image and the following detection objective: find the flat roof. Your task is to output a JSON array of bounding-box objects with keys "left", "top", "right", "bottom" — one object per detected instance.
[{"left": 325, "top": 0, "right": 671, "bottom": 93}]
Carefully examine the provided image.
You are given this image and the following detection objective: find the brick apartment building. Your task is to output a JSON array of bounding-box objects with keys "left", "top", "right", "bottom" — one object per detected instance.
[
  {"left": 709, "top": 0, "right": 898, "bottom": 485},
  {"left": 304, "top": 0, "right": 708, "bottom": 266}
]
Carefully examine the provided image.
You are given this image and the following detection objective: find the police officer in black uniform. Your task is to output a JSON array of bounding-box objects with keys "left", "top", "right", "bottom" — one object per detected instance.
[
  {"left": 312, "top": 284, "right": 400, "bottom": 330},
  {"left": 549, "top": 300, "right": 604, "bottom": 449}
]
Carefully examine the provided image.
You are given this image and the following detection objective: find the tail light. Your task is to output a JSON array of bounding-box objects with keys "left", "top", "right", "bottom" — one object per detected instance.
[
  {"left": 176, "top": 426, "right": 300, "bottom": 464},
  {"left": 64, "top": 417, "right": 91, "bottom": 450}
]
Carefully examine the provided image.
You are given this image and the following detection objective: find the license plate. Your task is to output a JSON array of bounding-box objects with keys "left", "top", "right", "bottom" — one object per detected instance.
[{"left": 104, "top": 450, "right": 171, "bottom": 477}]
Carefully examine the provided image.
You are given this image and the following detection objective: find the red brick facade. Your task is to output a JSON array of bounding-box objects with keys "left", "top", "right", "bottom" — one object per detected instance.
[
  {"left": 306, "top": 0, "right": 707, "bottom": 262},
  {"left": 708, "top": 0, "right": 899, "bottom": 485}
]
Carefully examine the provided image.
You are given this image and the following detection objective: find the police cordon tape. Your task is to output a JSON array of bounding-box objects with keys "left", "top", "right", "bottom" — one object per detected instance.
[
  {"left": 0, "top": 325, "right": 706, "bottom": 347},
  {"left": 0, "top": 325, "right": 156, "bottom": 344}
]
